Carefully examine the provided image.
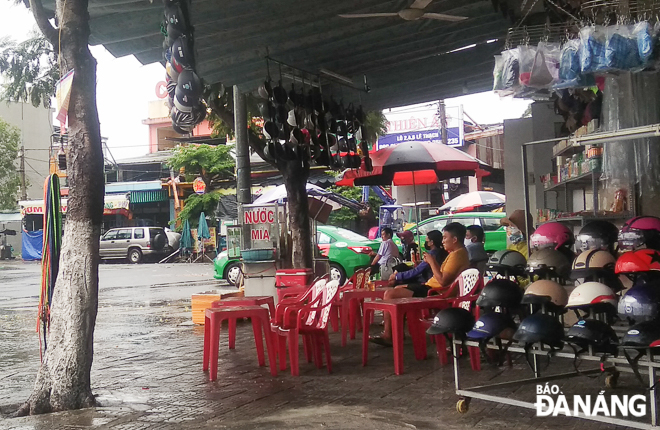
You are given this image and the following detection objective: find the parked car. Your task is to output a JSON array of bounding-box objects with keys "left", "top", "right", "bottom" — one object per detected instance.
[
  {"left": 395, "top": 212, "right": 507, "bottom": 253},
  {"left": 99, "top": 227, "right": 171, "bottom": 263},
  {"left": 213, "top": 225, "right": 379, "bottom": 285}
]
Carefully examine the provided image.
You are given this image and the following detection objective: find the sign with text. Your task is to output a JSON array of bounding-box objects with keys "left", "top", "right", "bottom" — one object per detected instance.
[
  {"left": 240, "top": 204, "right": 279, "bottom": 251},
  {"left": 379, "top": 104, "right": 464, "bottom": 149}
]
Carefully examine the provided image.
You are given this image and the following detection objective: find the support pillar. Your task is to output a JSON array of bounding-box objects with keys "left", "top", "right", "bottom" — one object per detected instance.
[{"left": 234, "top": 86, "right": 251, "bottom": 204}]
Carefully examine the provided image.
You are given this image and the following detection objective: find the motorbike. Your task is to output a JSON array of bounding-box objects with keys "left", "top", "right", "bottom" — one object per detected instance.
[{"left": 0, "top": 228, "right": 16, "bottom": 260}]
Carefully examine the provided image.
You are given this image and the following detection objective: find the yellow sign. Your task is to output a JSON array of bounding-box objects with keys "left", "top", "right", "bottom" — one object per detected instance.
[{"left": 193, "top": 177, "right": 206, "bottom": 195}]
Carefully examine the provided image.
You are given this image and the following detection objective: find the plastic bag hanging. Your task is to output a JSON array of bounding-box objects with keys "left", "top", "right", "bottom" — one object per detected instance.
[
  {"left": 634, "top": 21, "right": 654, "bottom": 66},
  {"left": 518, "top": 45, "right": 537, "bottom": 87},
  {"left": 605, "top": 25, "right": 642, "bottom": 71},
  {"left": 493, "top": 54, "right": 505, "bottom": 91},
  {"left": 498, "top": 48, "right": 520, "bottom": 95},
  {"left": 527, "top": 42, "right": 560, "bottom": 88},
  {"left": 580, "top": 26, "right": 607, "bottom": 73},
  {"left": 555, "top": 39, "right": 581, "bottom": 88}
]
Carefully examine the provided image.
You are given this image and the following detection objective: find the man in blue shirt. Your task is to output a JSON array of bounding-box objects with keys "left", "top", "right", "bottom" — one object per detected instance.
[{"left": 388, "top": 230, "right": 447, "bottom": 286}]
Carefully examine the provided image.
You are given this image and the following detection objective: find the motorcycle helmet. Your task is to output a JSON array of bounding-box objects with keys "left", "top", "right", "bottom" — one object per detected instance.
[
  {"left": 476, "top": 279, "right": 523, "bottom": 309},
  {"left": 622, "top": 319, "right": 660, "bottom": 348},
  {"left": 575, "top": 220, "right": 619, "bottom": 254},
  {"left": 171, "top": 106, "right": 194, "bottom": 132},
  {"left": 171, "top": 36, "right": 194, "bottom": 71},
  {"left": 521, "top": 280, "right": 569, "bottom": 310},
  {"left": 426, "top": 308, "right": 475, "bottom": 338},
  {"left": 486, "top": 249, "right": 527, "bottom": 276},
  {"left": 566, "top": 319, "right": 618, "bottom": 354},
  {"left": 566, "top": 281, "right": 618, "bottom": 313},
  {"left": 513, "top": 313, "right": 564, "bottom": 349},
  {"left": 619, "top": 216, "right": 660, "bottom": 251},
  {"left": 618, "top": 280, "right": 660, "bottom": 323},
  {"left": 174, "top": 70, "right": 202, "bottom": 113},
  {"left": 615, "top": 249, "right": 660, "bottom": 274},
  {"left": 467, "top": 312, "right": 517, "bottom": 341},
  {"left": 526, "top": 248, "right": 571, "bottom": 280},
  {"left": 530, "top": 222, "right": 574, "bottom": 251},
  {"left": 570, "top": 250, "right": 616, "bottom": 279}
]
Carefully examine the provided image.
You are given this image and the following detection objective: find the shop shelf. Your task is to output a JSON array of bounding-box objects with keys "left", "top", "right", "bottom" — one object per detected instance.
[{"left": 544, "top": 170, "right": 596, "bottom": 192}]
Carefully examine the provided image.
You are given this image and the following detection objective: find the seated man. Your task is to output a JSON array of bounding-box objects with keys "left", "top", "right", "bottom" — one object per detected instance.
[
  {"left": 388, "top": 230, "right": 448, "bottom": 286},
  {"left": 392, "top": 230, "right": 419, "bottom": 273},
  {"left": 371, "top": 223, "right": 470, "bottom": 346},
  {"left": 465, "top": 224, "right": 489, "bottom": 274}
]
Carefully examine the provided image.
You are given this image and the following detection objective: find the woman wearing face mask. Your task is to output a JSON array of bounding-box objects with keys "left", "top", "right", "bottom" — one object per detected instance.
[
  {"left": 387, "top": 230, "right": 448, "bottom": 287},
  {"left": 500, "top": 209, "right": 535, "bottom": 259}
]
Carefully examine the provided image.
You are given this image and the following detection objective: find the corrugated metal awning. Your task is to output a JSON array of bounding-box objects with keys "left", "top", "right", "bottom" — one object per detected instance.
[{"left": 130, "top": 190, "right": 169, "bottom": 204}]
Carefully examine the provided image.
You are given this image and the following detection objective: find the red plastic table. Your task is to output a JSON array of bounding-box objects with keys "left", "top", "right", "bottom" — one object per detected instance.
[
  {"left": 211, "top": 295, "right": 275, "bottom": 348},
  {"left": 362, "top": 297, "right": 452, "bottom": 375},
  {"left": 340, "top": 288, "right": 388, "bottom": 347},
  {"left": 203, "top": 306, "right": 277, "bottom": 380}
]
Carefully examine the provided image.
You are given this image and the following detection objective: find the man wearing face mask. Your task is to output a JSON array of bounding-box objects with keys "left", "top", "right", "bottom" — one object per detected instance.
[
  {"left": 465, "top": 225, "right": 488, "bottom": 274},
  {"left": 387, "top": 230, "right": 448, "bottom": 287},
  {"left": 500, "top": 209, "right": 535, "bottom": 259}
]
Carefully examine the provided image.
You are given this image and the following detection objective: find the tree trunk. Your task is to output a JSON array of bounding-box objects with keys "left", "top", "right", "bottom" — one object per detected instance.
[
  {"left": 17, "top": 0, "right": 104, "bottom": 416},
  {"left": 281, "top": 160, "right": 313, "bottom": 269}
]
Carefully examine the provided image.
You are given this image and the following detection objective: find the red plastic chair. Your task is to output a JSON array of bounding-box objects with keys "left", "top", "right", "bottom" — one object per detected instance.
[
  {"left": 275, "top": 280, "right": 341, "bottom": 376},
  {"left": 330, "top": 269, "right": 367, "bottom": 332},
  {"left": 422, "top": 269, "right": 484, "bottom": 370},
  {"left": 274, "top": 276, "right": 327, "bottom": 327}
]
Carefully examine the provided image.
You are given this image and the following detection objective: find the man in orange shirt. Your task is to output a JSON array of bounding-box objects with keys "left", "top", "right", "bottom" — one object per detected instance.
[{"left": 370, "top": 222, "right": 470, "bottom": 346}]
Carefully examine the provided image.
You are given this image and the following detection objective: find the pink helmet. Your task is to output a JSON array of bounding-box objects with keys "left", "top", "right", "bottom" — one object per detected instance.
[
  {"left": 530, "top": 222, "right": 574, "bottom": 251},
  {"left": 619, "top": 216, "right": 660, "bottom": 251}
]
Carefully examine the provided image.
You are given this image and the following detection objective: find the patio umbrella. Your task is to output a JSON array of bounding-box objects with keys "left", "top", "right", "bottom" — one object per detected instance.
[
  {"left": 180, "top": 219, "right": 193, "bottom": 250},
  {"left": 198, "top": 212, "right": 211, "bottom": 240},
  {"left": 254, "top": 183, "right": 362, "bottom": 211},
  {"left": 439, "top": 191, "right": 505, "bottom": 213},
  {"left": 338, "top": 141, "right": 483, "bottom": 247}
]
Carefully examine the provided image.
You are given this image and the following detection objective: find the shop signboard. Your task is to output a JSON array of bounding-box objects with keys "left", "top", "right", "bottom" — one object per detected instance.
[
  {"left": 377, "top": 104, "right": 464, "bottom": 149},
  {"left": 239, "top": 203, "right": 280, "bottom": 252},
  {"left": 193, "top": 177, "right": 206, "bottom": 195},
  {"left": 19, "top": 195, "right": 130, "bottom": 217}
]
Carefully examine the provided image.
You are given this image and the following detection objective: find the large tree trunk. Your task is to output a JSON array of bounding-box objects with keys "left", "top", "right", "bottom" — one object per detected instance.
[
  {"left": 17, "top": 0, "right": 104, "bottom": 416},
  {"left": 281, "top": 160, "right": 313, "bottom": 269}
]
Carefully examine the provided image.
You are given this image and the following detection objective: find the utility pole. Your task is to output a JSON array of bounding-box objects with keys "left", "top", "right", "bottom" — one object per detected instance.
[
  {"left": 438, "top": 100, "right": 448, "bottom": 146},
  {"left": 234, "top": 86, "right": 251, "bottom": 205},
  {"left": 18, "top": 145, "right": 27, "bottom": 200}
]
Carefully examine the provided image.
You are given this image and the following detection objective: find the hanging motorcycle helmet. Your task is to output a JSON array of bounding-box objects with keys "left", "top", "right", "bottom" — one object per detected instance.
[
  {"left": 566, "top": 281, "right": 618, "bottom": 314},
  {"left": 575, "top": 220, "right": 619, "bottom": 254},
  {"left": 622, "top": 319, "right": 660, "bottom": 348},
  {"left": 171, "top": 106, "right": 194, "bottom": 134},
  {"left": 616, "top": 249, "right": 660, "bottom": 274},
  {"left": 521, "top": 279, "right": 569, "bottom": 312},
  {"left": 476, "top": 278, "right": 523, "bottom": 309},
  {"left": 618, "top": 280, "right": 660, "bottom": 324},
  {"left": 190, "top": 103, "right": 206, "bottom": 126},
  {"left": 426, "top": 308, "right": 475, "bottom": 339},
  {"left": 530, "top": 221, "right": 575, "bottom": 251},
  {"left": 262, "top": 121, "right": 279, "bottom": 141},
  {"left": 486, "top": 249, "right": 527, "bottom": 277},
  {"left": 166, "top": 23, "right": 185, "bottom": 48},
  {"left": 165, "top": 61, "right": 180, "bottom": 83},
  {"left": 174, "top": 69, "right": 202, "bottom": 113},
  {"left": 171, "top": 36, "right": 195, "bottom": 71},
  {"left": 526, "top": 248, "right": 571, "bottom": 280},
  {"left": 570, "top": 249, "right": 616, "bottom": 279},
  {"left": 619, "top": 216, "right": 660, "bottom": 251},
  {"left": 566, "top": 319, "right": 618, "bottom": 355}
]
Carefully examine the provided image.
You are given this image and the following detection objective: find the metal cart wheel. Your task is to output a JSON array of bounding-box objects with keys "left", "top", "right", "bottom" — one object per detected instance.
[
  {"left": 605, "top": 372, "right": 619, "bottom": 389},
  {"left": 456, "top": 398, "right": 470, "bottom": 414}
]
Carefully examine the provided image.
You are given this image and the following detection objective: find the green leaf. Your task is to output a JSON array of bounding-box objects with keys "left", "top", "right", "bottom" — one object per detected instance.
[{"left": 0, "top": 117, "right": 21, "bottom": 209}]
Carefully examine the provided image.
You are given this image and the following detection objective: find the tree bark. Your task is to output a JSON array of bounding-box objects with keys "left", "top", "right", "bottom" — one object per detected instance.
[
  {"left": 281, "top": 159, "right": 313, "bottom": 269},
  {"left": 16, "top": 0, "right": 104, "bottom": 416},
  {"left": 208, "top": 93, "right": 314, "bottom": 269}
]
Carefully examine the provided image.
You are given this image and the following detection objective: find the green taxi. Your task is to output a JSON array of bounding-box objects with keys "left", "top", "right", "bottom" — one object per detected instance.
[
  {"left": 396, "top": 212, "right": 507, "bottom": 253},
  {"left": 214, "top": 224, "right": 380, "bottom": 285}
]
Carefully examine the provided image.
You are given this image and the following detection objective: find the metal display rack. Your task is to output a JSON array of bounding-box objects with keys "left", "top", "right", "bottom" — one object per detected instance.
[{"left": 452, "top": 339, "right": 660, "bottom": 428}]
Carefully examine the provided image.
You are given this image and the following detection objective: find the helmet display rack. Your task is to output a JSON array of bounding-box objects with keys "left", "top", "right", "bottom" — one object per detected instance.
[{"left": 451, "top": 336, "right": 660, "bottom": 428}]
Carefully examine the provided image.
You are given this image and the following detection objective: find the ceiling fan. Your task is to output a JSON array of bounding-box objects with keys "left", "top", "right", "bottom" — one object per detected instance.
[{"left": 338, "top": 0, "right": 468, "bottom": 22}]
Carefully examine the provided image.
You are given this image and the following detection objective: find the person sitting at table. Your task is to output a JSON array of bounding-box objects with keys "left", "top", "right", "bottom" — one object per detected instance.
[
  {"left": 370, "top": 223, "right": 470, "bottom": 346},
  {"left": 367, "top": 227, "right": 400, "bottom": 279},
  {"left": 388, "top": 230, "right": 448, "bottom": 286},
  {"left": 465, "top": 224, "right": 489, "bottom": 274}
]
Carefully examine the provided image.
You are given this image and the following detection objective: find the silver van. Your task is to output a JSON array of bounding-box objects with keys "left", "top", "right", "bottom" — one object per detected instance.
[{"left": 99, "top": 227, "right": 170, "bottom": 263}]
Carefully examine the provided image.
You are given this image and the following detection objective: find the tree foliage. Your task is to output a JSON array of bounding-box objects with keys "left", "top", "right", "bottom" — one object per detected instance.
[
  {"left": 326, "top": 185, "right": 381, "bottom": 231},
  {"left": 167, "top": 144, "right": 235, "bottom": 191},
  {"left": 0, "top": 117, "right": 21, "bottom": 209},
  {"left": 174, "top": 191, "right": 221, "bottom": 228},
  {"left": 0, "top": 35, "right": 59, "bottom": 108},
  {"left": 363, "top": 110, "right": 388, "bottom": 149}
]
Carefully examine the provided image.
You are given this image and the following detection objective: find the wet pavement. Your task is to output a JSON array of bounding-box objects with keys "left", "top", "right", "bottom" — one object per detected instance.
[{"left": 0, "top": 260, "right": 643, "bottom": 429}]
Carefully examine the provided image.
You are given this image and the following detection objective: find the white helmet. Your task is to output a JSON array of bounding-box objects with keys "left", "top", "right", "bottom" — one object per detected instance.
[{"left": 566, "top": 281, "right": 618, "bottom": 311}]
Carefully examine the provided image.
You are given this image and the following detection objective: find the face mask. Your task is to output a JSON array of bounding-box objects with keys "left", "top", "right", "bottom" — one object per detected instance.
[
  {"left": 464, "top": 238, "right": 473, "bottom": 247},
  {"left": 507, "top": 226, "right": 524, "bottom": 244},
  {"left": 424, "top": 241, "right": 431, "bottom": 250}
]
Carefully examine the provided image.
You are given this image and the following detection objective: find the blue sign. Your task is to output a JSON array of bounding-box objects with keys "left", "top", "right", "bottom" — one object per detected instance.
[{"left": 377, "top": 127, "right": 463, "bottom": 150}]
